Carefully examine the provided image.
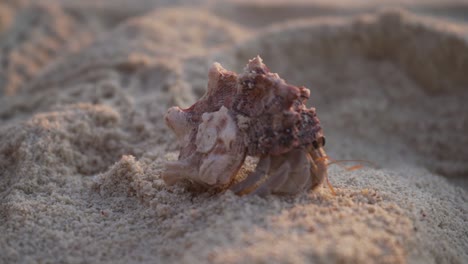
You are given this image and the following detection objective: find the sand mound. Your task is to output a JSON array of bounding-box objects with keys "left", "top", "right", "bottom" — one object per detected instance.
[
  {"left": 0, "top": 1, "right": 467, "bottom": 263},
  {"left": 0, "top": 1, "right": 96, "bottom": 96}
]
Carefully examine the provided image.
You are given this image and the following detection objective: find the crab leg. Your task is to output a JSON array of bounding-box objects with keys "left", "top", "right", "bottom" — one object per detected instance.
[
  {"left": 274, "top": 149, "right": 311, "bottom": 194},
  {"left": 250, "top": 161, "right": 290, "bottom": 196},
  {"left": 230, "top": 155, "right": 271, "bottom": 194}
]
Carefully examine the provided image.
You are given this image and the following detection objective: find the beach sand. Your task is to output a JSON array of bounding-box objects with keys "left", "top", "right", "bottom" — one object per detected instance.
[{"left": 0, "top": 0, "right": 467, "bottom": 263}]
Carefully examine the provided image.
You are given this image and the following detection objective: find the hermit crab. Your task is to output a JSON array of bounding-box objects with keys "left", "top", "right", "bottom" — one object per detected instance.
[{"left": 163, "top": 56, "right": 333, "bottom": 196}]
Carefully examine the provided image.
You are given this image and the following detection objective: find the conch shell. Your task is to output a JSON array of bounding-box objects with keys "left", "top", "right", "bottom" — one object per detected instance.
[{"left": 163, "top": 56, "right": 328, "bottom": 195}]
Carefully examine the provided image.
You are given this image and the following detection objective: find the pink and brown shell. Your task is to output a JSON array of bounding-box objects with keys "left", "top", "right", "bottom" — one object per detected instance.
[{"left": 163, "top": 56, "right": 328, "bottom": 195}]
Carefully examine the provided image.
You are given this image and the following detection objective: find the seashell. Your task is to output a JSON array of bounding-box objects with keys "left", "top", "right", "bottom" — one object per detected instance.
[{"left": 163, "top": 56, "right": 329, "bottom": 195}]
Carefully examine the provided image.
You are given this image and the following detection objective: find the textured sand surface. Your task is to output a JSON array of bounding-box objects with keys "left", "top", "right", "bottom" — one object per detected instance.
[{"left": 0, "top": 0, "right": 467, "bottom": 263}]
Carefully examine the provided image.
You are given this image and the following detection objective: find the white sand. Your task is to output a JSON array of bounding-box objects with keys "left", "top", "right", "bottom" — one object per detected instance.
[{"left": 0, "top": 0, "right": 467, "bottom": 263}]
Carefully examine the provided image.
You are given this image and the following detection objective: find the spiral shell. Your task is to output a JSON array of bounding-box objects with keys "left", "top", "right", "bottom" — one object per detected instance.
[{"left": 163, "top": 56, "right": 327, "bottom": 195}]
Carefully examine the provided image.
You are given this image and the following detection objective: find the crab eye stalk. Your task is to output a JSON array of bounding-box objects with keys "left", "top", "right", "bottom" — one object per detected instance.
[
  {"left": 312, "top": 136, "right": 325, "bottom": 149},
  {"left": 312, "top": 140, "right": 319, "bottom": 149},
  {"left": 320, "top": 136, "right": 326, "bottom": 147}
]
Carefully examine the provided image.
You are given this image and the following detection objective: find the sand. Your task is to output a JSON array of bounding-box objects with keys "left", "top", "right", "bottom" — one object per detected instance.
[{"left": 0, "top": 0, "right": 467, "bottom": 263}]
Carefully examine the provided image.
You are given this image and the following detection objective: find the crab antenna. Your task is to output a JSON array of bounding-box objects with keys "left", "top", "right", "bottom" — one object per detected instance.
[{"left": 320, "top": 156, "right": 378, "bottom": 171}]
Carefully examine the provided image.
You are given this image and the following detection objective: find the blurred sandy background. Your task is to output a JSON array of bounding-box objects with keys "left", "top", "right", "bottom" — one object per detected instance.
[{"left": 0, "top": 0, "right": 467, "bottom": 263}]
